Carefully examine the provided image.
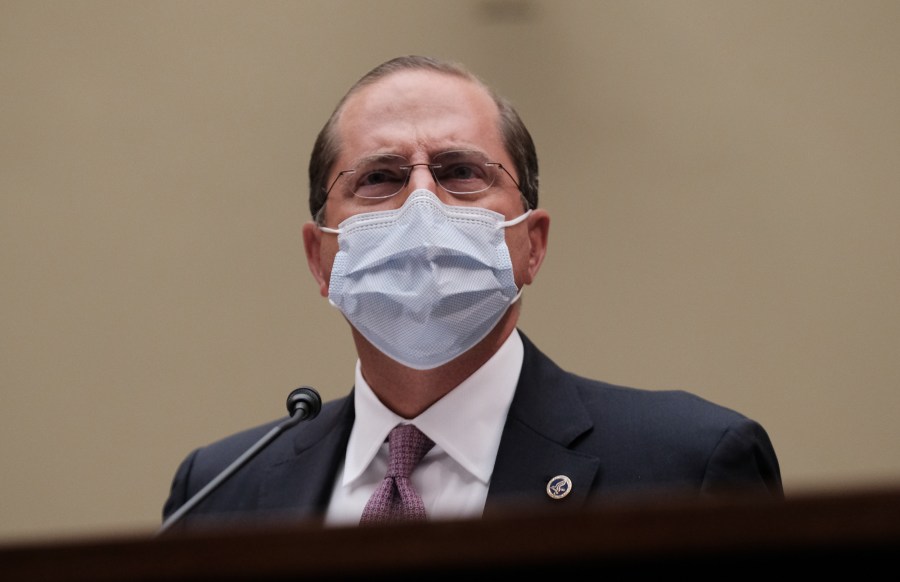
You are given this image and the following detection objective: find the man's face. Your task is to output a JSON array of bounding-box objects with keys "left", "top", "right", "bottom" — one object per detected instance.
[{"left": 303, "top": 69, "right": 548, "bottom": 302}]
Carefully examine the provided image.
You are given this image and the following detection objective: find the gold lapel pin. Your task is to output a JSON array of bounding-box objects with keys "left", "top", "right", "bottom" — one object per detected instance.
[{"left": 546, "top": 475, "right": 573, "bottom": 500}]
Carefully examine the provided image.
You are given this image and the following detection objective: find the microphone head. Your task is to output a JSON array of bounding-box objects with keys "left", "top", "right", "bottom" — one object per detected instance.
[{"left": 286, "top": 386, "right": 322, "bottom": 422}]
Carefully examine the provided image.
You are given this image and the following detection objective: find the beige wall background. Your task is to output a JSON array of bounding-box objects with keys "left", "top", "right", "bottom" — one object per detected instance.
[{"left": 2, "top": 0, "right": 898, "bottom": 542}]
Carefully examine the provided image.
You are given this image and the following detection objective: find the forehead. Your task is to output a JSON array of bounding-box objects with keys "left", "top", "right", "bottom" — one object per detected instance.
[{"left": 333, "top": 69, "right": 505, "bottom": 162}]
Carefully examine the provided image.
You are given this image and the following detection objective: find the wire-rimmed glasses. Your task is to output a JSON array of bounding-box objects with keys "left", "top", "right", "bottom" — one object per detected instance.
[{"left": 324, "top": 150, "right": 520, "bottom": 200}]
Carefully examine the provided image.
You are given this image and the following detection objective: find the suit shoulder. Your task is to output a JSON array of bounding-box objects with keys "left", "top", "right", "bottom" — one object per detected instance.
[
  {"left": 176, "top": 395, "right": 352, "bottom": 481},
  {"left": 575, "top": 376, "right": 749, "bottom": 425},
  {"left": 516, "top": 332, "right": 758, "bottom": 438}
]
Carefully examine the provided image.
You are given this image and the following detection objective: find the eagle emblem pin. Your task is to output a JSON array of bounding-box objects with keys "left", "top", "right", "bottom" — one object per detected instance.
[{"left": 546, "top": 475, "right": 573, "bottom": 500}]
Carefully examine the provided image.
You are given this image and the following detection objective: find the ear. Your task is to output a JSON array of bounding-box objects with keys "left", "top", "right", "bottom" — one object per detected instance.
[
  {"left": 524, "top": 208, "right": 550, "bottom": 284},
  {"left": 302, "top": 221, "right": 330, "bottom": 297}
]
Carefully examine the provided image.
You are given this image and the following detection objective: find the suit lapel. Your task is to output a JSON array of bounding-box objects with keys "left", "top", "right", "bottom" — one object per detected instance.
[
  {"left": 485, "top": 333, "right": 600, "bottom": 516},
  {"left": 256, "top": 394, "right": 355, "bottom": 517},
  {"left": 246, "top": 334, "right": 600, "bottom": 519}
]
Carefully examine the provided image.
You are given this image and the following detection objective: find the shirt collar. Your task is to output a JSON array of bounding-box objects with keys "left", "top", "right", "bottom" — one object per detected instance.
[{"left": 342, "top": 329, "right": 524, "bottom": 486}]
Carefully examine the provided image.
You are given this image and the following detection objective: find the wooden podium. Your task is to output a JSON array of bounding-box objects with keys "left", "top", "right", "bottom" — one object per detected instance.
[{"left": 3, "top": 486, "right": 900, "bottom": 580}]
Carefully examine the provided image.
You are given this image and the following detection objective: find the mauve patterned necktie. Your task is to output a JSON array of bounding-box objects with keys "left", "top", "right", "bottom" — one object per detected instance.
[{"left": 360, "top": 424, "right": 435, "bottom": 525}]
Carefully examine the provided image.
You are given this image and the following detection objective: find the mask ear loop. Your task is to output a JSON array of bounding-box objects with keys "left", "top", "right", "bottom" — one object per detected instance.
[
  {"left": 497, "top": 209, "right": 532, "bottom": 229},
  {"left": 510, "top": 285, "right": 525, "bottom": 305},
  {"left": 497, "top": 209, "right": 532, "bottom": 305}
]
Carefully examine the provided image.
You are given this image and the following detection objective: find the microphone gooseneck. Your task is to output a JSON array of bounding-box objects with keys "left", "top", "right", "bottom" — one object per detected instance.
[{"left": 158, "top": 386, "right": 323, "bottom": 535}]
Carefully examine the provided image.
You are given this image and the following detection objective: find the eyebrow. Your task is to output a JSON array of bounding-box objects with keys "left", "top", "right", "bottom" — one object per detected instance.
[{"left": 349, "top": 152, "right": 407, "bottom": 166}]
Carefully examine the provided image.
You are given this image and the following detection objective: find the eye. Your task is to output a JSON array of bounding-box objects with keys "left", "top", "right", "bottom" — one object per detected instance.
[
  {"left": 357, "top": 167, "right": 404, "bottom": 187},
  {"left": 351, "top": 157, "right": 408, "bottom": 198},
  {"left": 432, "top": 151, "right": 493, "bottom": 193},
  {"left": 439, "top": 162, "right": 483, "bottom": 181}
]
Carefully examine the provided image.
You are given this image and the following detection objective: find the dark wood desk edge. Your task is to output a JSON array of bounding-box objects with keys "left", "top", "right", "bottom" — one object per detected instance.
[{"left": 3, "top": 486, "right": 900, "bottom": 580}]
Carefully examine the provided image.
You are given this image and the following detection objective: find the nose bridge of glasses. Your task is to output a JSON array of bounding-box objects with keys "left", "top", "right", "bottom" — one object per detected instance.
[{"left": 403, "top": 161, "right": 440, "bottom": 192}]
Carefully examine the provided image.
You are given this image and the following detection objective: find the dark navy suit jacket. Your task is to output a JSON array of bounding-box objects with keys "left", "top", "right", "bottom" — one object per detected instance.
[{"left": 163, "top": 332, "right": 782, "bottom": 529}]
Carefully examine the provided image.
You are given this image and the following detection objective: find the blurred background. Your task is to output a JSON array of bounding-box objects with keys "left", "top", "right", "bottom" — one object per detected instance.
[{"left": 2, "top": 0, "right": 898, "bottom": 543}]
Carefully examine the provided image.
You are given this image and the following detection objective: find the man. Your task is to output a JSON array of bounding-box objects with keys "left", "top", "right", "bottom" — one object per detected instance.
[{"left": 163, "top": 55, "right": 782, "bottom": 530}]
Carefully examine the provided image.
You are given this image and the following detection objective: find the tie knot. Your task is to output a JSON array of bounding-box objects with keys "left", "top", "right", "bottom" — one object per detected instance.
[{"left": 386, "top": 424, "right": 434, "bottom": 478}]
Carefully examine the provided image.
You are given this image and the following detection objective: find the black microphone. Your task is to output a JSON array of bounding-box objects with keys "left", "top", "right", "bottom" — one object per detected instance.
[
  {"left": 158, "top": 386, "right": 322, "bottom": 535},
  {"left": 286, "top": 386, "right": 322, "bottom": 422}
]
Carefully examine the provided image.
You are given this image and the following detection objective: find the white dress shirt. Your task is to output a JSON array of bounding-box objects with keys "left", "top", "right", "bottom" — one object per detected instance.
[{"left": 324, "top": 330, "right": 524, "bottom": 526}]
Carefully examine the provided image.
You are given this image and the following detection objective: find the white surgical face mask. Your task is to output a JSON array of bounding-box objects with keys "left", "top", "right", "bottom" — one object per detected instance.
[{"left": 319, "top": 189, "right": 531, "bottom": 370}]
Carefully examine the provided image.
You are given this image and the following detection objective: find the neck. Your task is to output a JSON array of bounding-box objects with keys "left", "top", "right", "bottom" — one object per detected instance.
[{"left": 353, "top": 305, "right": 520, "bottom": 419}]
